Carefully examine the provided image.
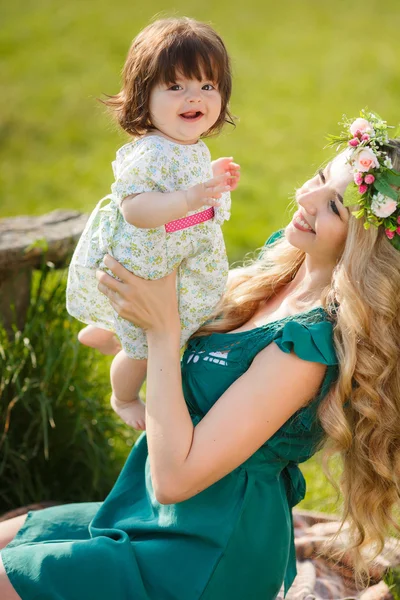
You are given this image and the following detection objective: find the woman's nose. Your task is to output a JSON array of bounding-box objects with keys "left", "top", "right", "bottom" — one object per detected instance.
[{"left": 297, "top": 193, "right": 317, "bottom": 217}]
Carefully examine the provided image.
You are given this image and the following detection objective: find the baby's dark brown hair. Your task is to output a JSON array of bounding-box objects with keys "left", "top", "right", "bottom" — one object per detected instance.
[{"left": 102, "top": 17, "right": 234, "bottom": 138}]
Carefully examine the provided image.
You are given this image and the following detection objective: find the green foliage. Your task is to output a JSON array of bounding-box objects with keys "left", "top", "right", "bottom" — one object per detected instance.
[
  {"left": 390, "top": 234, "right": 400, "bottom": 252},
  {"left": 385, "top": 170, "right": 400, "bottom": 186},
  {"left": 0, "top": 263, "right": 138, "bottom": 513},
  {"left": 299, "top": 452, "right": 343, "bottom": 514},
  {"left": 374, "top": 177, "right": 398, "bottom": 200},
  {"left": 343, "top": 183, "right": 361, "bottom": 208},
  {"left": 384, "top": 567, "right": 400, "bottom": 600}
]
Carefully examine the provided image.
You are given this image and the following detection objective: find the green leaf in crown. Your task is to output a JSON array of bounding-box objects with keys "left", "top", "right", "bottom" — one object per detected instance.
[
  {"left": 390, "top": 233, "right": 400, "bottom": 251},
  {"left": 374, "top": 178, "right": 399, "bottom": 201},
  {"left": 385, "top": 170, "right": 400, "bottom": 186},
  {"left": 343, "top": 183, "right": 361, "bottom": 207}
]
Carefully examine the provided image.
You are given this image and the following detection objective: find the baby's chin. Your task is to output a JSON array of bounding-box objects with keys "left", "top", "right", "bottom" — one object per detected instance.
[{"left": 152, "top": 128, "right": 199, "bottom": 145}]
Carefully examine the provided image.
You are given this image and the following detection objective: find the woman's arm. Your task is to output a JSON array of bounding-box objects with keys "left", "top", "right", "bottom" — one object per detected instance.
[
  {"left": 145, "top": 333, "right": 326, "bottom": 503},
  {"left": 96, "top": 257, "right": 326, "bottom": 504}
]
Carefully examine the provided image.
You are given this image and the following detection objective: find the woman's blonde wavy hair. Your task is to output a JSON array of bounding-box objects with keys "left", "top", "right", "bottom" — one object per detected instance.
[{"left": 193, "top": 140, "right": 400, "bottom": 590}]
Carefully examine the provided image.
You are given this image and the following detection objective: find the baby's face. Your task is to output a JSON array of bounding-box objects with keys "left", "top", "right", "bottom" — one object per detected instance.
[{"left": 148, "top": 72, "right": 222, "bottom": 144}]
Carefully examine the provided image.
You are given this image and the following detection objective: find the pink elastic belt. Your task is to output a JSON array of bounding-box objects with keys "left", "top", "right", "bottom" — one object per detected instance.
[{"left": 165, "top": 207, "right": 214, "bottom": 233}]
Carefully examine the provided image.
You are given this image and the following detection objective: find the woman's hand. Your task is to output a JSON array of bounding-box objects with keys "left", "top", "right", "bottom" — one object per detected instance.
[{"left": 96, "top": 255, "right": 180, "bottom": 337}]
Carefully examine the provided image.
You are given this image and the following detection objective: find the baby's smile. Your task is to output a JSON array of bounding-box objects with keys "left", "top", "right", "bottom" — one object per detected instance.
[{"left": 179, "top": 111, "right": 204, "bottom": 122}]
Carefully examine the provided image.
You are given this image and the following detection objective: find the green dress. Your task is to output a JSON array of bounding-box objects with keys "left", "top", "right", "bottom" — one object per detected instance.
[{"left": 2, "top": 231, "right": 339, "bottom": 600}]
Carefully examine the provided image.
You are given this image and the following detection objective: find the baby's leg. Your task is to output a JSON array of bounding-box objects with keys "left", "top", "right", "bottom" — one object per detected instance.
[
  {"left": 78, "top": 325, "right": 121, "bottom": 356},
  {"left": 110, "top": 351, "right": 147, "bottom": 430}
]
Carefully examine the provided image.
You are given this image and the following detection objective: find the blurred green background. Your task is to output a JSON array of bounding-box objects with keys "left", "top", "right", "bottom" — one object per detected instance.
[
  {"left": 2, "top": 0, "right": 400, "bottom": 259},
  {"left": 1, "top": 0, "right": 400, "bottom": 516}
]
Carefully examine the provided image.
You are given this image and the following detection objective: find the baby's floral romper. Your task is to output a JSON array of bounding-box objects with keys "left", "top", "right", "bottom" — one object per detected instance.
[{"left": 67, "top": 135, "right": 231, "bottom": 358}]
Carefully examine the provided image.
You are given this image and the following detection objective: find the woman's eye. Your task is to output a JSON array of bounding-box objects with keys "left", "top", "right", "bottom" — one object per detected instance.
[
  {"left": 330, "top": 199, "right": 340, "bottom": 216},
  {"left": 202, "top": 84, "right": 215, "bottom": 91}
]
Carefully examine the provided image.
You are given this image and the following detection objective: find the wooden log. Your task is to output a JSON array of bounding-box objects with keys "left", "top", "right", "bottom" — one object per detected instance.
[
  {"left": 0, "top": 210, "right": 88, "bottom": 331},
  {"left": 0, "top": 210, "right": 88, "bottom": 271},
  {"left": 0, "top": 268, "right": 32, "bottom": 332}
]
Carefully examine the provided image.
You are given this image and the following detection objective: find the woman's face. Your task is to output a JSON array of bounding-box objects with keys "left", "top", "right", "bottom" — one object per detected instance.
[{"left": 285, "top": 150, "right": 354, "bottom": 264}]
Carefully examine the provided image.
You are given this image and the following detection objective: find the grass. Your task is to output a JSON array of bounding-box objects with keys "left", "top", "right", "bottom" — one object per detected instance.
[
  {"left": 385, "top": 568, "right": 400, "bottom": 600},
  {"left": 1, "top": 0, "right": 400, "bottom": 588},
  {"left": 0, "top": 264, "right": 139, "bottom": 513}
]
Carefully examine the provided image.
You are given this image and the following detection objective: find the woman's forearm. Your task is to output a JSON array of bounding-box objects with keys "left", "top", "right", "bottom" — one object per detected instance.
[{"left": 145, "top": 331, "right": 194, "bottom": 501}]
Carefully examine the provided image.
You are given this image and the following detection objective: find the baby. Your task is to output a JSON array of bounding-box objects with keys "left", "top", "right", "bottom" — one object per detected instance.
[{"left": 67, "top": 17, "right": 240, "bottom": 429}]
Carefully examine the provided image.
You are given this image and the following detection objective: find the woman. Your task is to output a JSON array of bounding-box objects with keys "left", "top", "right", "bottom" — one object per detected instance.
[{"left": 1, "top": 112, "right": 400, "bottom": 599}]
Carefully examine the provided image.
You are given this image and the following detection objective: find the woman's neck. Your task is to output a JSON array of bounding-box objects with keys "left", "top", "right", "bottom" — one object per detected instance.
[{"left": 283, "top": 254, "right": 335, "bottom": 309}]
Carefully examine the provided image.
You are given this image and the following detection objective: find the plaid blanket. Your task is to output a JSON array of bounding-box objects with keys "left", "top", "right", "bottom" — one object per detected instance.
[
  {"left": 276, "top": 509, "right": 400, "bottom": 600},
  {"left": 1, "top": 505, "right": 399, "bottom": 599}
]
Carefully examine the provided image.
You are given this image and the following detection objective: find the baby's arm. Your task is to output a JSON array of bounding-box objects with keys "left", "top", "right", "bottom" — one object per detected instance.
[{"left": 120, "top": 173, "right": 231, "bottom": 229}]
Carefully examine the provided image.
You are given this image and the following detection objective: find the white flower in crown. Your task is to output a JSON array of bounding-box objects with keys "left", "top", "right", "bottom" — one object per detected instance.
[
  {"left": 349, "top": 117, "right": 375, "bottom": 137},
  {"left": 370, "top": 192, "right": 397, "bottom": 218},
  {"left": 384, "top": 156, "right": 393, "bottom": 169},
  {"left": 352, "top": 147, "right": 380, "bottom": 172}
]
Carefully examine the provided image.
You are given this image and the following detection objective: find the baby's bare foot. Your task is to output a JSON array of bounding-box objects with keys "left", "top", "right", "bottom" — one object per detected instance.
[{"left": 111, "top": 394, "right": 146, "bottom": 430}]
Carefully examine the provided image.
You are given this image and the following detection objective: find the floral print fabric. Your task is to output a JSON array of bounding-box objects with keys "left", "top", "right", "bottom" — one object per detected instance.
[{"left": 66, "top": 135, "right": 231, "bottom": 359}]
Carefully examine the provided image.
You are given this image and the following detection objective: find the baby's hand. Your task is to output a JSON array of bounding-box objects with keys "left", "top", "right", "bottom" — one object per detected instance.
[
  {"left": 211, "top": 157, "right": 241, "bottom": 192},
  {"left": 185, "top": 173, "right": 231, "bottom": 212}
]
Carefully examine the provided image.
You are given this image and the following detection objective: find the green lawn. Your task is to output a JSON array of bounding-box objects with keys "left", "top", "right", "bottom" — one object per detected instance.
[{"left": 2, "top": 0, "right": 400, "bottom": 515}]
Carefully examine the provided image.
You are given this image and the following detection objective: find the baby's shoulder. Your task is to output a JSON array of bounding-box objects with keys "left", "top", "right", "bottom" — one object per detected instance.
[
  {"left": 117, "top": 135, "right": 210, "bottom": 157},
  {"left": 115, "top": 136, "right": 165, "bottom": 163},
  {"left": 112, "top": 137, "right": 172, "bottom": 180},
  {"left": 112, "top": 136, "right": 211, "bottom": 180}
]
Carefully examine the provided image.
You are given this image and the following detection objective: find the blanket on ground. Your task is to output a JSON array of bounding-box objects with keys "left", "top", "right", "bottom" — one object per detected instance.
[{"left": 277, "top": 509, "right": 400, "bottom": 600}]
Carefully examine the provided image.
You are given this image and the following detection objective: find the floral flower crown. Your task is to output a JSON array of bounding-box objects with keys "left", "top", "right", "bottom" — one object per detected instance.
[{"left": 326, "top": 109, "right": 400, "bottom": 250}]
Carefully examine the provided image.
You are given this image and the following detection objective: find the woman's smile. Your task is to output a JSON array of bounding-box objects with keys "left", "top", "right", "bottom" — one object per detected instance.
[{"left": 291, "top": 210, "right": 316, "bottom": 234}]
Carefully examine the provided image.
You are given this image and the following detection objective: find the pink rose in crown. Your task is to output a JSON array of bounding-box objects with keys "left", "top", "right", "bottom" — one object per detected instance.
[
  {"left": 386, "top": 229, "right": 395, "bottom": 239},
  {"left": 354, "top": 173, "right": 363, "bottom": 185},
  {"left": 353, "top": 148, "right": 379, "bottom": 172},
  {"left": 349, "top": 118, "right": 373, "bottom": 136},
  {"left": 364, "top": 174, "right": 375, "bottom": 184}
]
